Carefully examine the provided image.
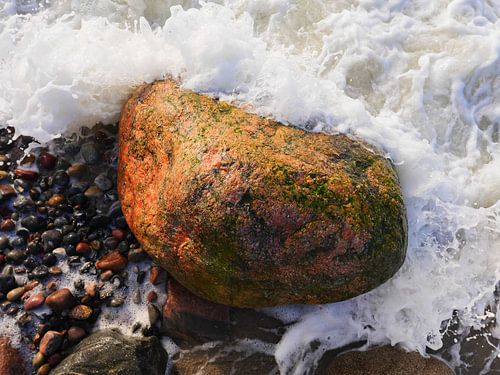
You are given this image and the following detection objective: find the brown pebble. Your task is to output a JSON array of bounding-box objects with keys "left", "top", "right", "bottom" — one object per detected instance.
[
  {"left": 69, "top": 305, "right": 93, "bottom": 320},
  {"left": 24, "top": 292, "right": 45, "bottom": 310},
  {"left": 20, "top": 154, "right": 36, "bottom": 165},
  {"left": 76, "top": 242, "right": 91, "bottom": 255},
  {"left": 0, "top": 184, "right": 16, "bottom": 199},
  {"left": 32, "top": 351, "right": 45, "bottom": 369},
  {"left": 0, "top": 171, "right": 8, "bottom": 180},
  {"left": 39, "top": 331, "right": 63, "bottom": 356},
  {"left": 25, "top": 280, "right": 40, "bottom": 291},
  {"left": 13, "top": 169, "right": 39, "bottom": 181},
  {"left": 149, "top": 266, "right": 164, "bottom": 285},
  {"left": 96, "top": 251, "right": 128, "bottom": 273},
  {"left": 37, "top": 363, "right": 51, "bottom": 375},
  {"left": 0, "top": 219, "right": 15, "bottom": 231},
  {"left": 111, "top": 228, "right": 126, "bottom": 241},
  {"left": 47, "top": 194, "right": 65, "bottom": 206},
  {"left": 38, "top": 152, "right": 57, "bottom": 170},
  {"left": 146, "top": 291, "right": 158, "bottom": 303},
  {"left": 46, "top": 281, "right": 57, "bottom": 290},
  {"left": 67, "top": 326, "right": 86, "bottom": 344},
  {"left": 67, "top": 163, "right": 88, "bottom": 179},
  {"left": 100, "top": 270, "right": 113, "bottom": 281},
  {"left": 6, "top": 287, "right": 25, "bottom": 302},
  {"left": 84, "top": 186, "right": 103, "bottom": 198},
  {"left": 48, "top": 266, "right": 62, "bottom": 275},
  {"left": 45, "top": 288, "right": 76, "bottom": 313},
  {"left": 84, "top": 282, "right": 97, "bottom": 297}
]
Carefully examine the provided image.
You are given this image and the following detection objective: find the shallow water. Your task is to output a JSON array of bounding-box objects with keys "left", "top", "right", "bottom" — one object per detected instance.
[{"left": 0, "top": 0, "right": 499, "bottom": 373}]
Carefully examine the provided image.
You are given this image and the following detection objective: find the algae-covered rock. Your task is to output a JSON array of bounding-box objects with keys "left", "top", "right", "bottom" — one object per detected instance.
[{"left": 118, "top": 80, "right": 407, "bottom": 307}]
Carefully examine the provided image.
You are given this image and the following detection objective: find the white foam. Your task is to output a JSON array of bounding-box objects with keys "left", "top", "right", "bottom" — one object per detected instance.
[{"left": 1, "top": 0, "right": 499, "bottom": 373}]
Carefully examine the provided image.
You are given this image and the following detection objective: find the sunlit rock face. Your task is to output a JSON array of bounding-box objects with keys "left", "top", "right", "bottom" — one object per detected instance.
[{"left": 118, "top": 80, "right": 407, "bottom": 308}]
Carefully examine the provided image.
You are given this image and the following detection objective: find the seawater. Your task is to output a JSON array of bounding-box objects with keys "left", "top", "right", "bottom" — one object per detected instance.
[{"left": 0, "top": 0, "right": 499, "bottom": 373}]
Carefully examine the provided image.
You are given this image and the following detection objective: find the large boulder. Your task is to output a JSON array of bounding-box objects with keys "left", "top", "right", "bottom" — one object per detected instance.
[
  {"left": 118, "top": 80, "right": 407, "bottom": 307},
  {"left": 50, "top": 329, "right": 167, "bottom": 375}
]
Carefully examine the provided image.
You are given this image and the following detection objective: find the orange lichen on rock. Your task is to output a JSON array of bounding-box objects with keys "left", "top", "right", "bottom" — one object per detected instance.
[{"left": 118, "top": 80, "right": 407, "bottom": 307}]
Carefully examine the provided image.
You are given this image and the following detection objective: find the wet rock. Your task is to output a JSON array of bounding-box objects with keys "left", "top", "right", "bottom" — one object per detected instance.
[
  {"left": 67, "top": 163, "right": 89, "bottom": 179},
  {"left": 80, "top": 142, "right": 101, "bottom": 165},
  {"left": 21, "top": 215, "right": 45, "bottom": 231},
  {"left": 67, "top": 326, "right": 87, "bottom": 344},
  {"left": 47, "top": 194, "right": 65, "bottom": 206},
  {"left": 0, "top": 184, "right": 17, "bottom": 199},
  {"left": 96, "top": 251, "right": 128, "bottom": 272},
  {"left": 38, "top": 151, "right": 57, "bottom": 170},
  {"left": 14, "top": 168, "right": 39, "bottom": 181},
  {"left": 6, "top": 249, "right": 27, "bottom": 263},
  {"left": 118, "top": 80, "right": 408, "bottom": 307},
  {"left": 53, "top": 170, "right": 70, "bottom": 186},
  {"left": 0, "top": 336, "right": 27, "bottom": 375},
  {"left": 0, "top": 218, "right": 15, "bottom": 231},
  {"left": 45, "top": 288, "right": 76, "bottom": 313},
  {"left": 39, "top": 330, "right": 64, "bottom": 356},
  {"left": 0, "top": 275, "right": 17, "bottom": 293},
  {"left": 69, "top": 304, "right": 93, "bottom": 320},
  {"left": 6, "top": 286, "right": 25, "bottom": 301},
  {"left": 24, "top": 292, "right": 45, "bottom": 310},
  {"left": 41, "top": 229, "right": 62, "bottom": 249},
  {"left": 50, "top": 329, "right": 167, "bottom": 375},
  {"left": 94, "top": 173, "right": 113, "bottom": 191},
  {"left": 315, "top": 346, "right": 454, "bottom": 375}
]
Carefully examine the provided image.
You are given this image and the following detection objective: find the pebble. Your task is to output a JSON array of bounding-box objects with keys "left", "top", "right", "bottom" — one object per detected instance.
[
  {"left": 52, "top": 248, "right": 66, "bottom": 257},
  {"left": 147, "top": 304, "right": 160, "bottom": 325},
  {"left": 6, "top": 249, "right": 27, "bottom": 264},
  {"left": 31, "top": 265, "right": 49, "bottom": 279},
  {"left": 47, "top": 194, "right": 65, "bottom": 206},
  {"left": 6, "top": 287, "right": 25, "bottom": 302},
  {"left": 146, "top": 291, "right": 158, "bottom": 303},
  {"left": 42, "top": 253, "right": 57, "bottom": 267},
  {"left": 67, "top": 326, "right": 86, "bottom": 343},
  {"left": 80, "top": 142, "right": 101, "bottom": 164},
  {"left": 132, "top": 289, "right": 141, "bottom": 304},
  {"left": 37, "top": 363, "right": 51, "bottom": 375},
  {"left": 38, "top": 152, "right": 57, "bottom": 170},
  {"left": 41, "top": 229, "right": 62, "bottom": 249},
  {"left": 0, "top": 275, "right": 17, "bottom": 293},
  {"left": 96, "top": 251, "right": 128, "bottom": 273},
  {"left": 111, "top": 228, "right": 126, "bottom": 242},
  {"left": 75, "top": 242, "right": 91, "bottom": 255},
  {"left": 69, "top": 304, "right": 93, "bottom": 320},
  {"left": 52, "top": 170, "right": 70, "bottom": 186},
  {"left": 149, "top": 266, "right": 164, "bottom": 285},
  {"left": 0, "top": 184, "right": 16, "bottom": 199},
  {"left": 13, "top": 196, "right": 34, "bottom": 210},
  {"left": 24, "top": 292, "right": 45, "bottom": 310},
  {"left": 39, "top": 330, "right": 63, "bottom": 356},
  {"left": 84, "top": 282, "right": 97, "bottom": 297},
  {"left": 45, "top": 288, "right": 76, "bottom": 313},
  {"left": 66, "top": 163, "right": 88, "bottom": 179},
  {"left": 32, "top": 351, "right": 45, "bottom": 369},
  {"left": 13, "top": 169, "right": 39, "bottom": 182},
  {"left": 20, "top": 215, "right": 44, "bottom": 231},
  {"left": 48, "top": 266, "right": 62, "bottom": 275},
  {"left": 110, "top": 297, "right": 124, "bottom": 307},
  {"left": 100, "top": 270, "right": 113, "bottom": 281},
  {"left": 0, "top": 236, "right": 9, "bottom": 249},
  {"left": 0, "top": 219, "right": 15, "bottom": 231},
  {"left": 84, "top": 186, "right": 103, "bottom": 198}
]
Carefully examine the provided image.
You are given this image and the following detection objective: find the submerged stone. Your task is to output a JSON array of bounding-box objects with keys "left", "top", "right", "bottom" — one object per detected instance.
[{"left": 118, "top": 80, "right": 407, "bottom": 307}]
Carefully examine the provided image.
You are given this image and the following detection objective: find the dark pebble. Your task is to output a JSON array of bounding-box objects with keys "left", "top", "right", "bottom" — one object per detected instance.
[
  {"left": 21, "top": 215, "right": 45, "bottom": 232},
  {"left": 38, "top": 152, "right": 57, "bottom": 170},
  {"left": 80, "top": 142, "right": 101, "bottom": 164},
  {"left": 31, "top": 265, "right": 49, "bottom": 279},
  {"left": 10, "top": 236, "right": 26, "bottom": 248},
  {"left": 24, "top": 257, "right": 40, "bottom": 270},
  {"left": 0, "top": 275, "right": 17, "bottom": 293},
  {"left": 41, "top": 230, "right": 62, "bottom": 249},
  {"left": 94, "top": 174, "right": 113, "bottom": 191},
  {"left": 29, "top": 187, "right": 40, "bottom": 199},
  {"left": 62, "top": 232, "right": 80, "bottom": 245},
  {"left": 0, "top": 219, "right": 15, "bottom": 231},
  {"left": 5, "top": 249, "right": 26, "bottom": 263},
  {"left": 42, "top": 253, "right": 57, "bottom": 267},
  {"left": 53, "top": 217, "right": 69, "bottom": 228},
  {"left": 0, "top": 236, "right": 9, "bottom": 249},
  {"left": 89, "top": 215, "right": 109, "bottom": 229},
  {"left": 52, "top": 170, "right": 70, "bottom": 186},
  {"left": 0, "top": 184, "right": 17, "bottom": 199},
  {"left": 27, "top": 240, "right": 43, "bottom": 255},
  {"left": 13, "top": 196, "right": 34, "bottom": 210}
]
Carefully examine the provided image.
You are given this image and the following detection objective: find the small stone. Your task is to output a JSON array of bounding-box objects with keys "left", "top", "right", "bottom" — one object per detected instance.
[
  {"left": 132, "top": 289, "right": 141, "bottom": 304},
  {"left": 0, "top": 219, "right": 15, "bottom": 231},
  {"left": 13, "top": 196, "right": 34, "bottom": 210},
  {"left": 0, "top": 171, "right": 8, "bottom": 179},
  {"left": 127, "top": 247, "right": 146, "bottom": 263},
  {"left": 0, "top": 184, "right": 16, "bottom": 199},
  {"left": 6, "top": 287, "right": 25, "bottom": 302},
  {"left": 20, "top": 153, "right": 35, "bottom": 165},
  {"left": 42, "top": 253, "right": 57, "bottom": 267},
  {"left": 94, "top": 173, "right": 113, "bottom": 191},
  {"left": 84, "top": 186, "right": 103, "bottom": 198},
  {"left": 31, "top": 265, "right": 49, "bottom": 279},
  {"left": 0, "top": 236, "right": 9, "bottom": 249},
  {"left": 47, "top": 195, "right": 65, "bottom": 206},
  {"left": 0, "top": 275, "right": 17, "bottom": 293},
  {"left": 149, "top": 266, "right": 165, "bottom": 285},
  {"left": 38, "top": 152, "right": 57, "bottom": 170},
  {"left": 41, "top": 229, "right": 62, "bottom": 249},
  {"left": 146, "top": 291, "right": 158, "bottom": 303},
  {"left": 89, "top": 214, "right": 109, "bottom": 229},
  {"left": 52, "top": 248, "right": 67, "bottom": 257},
  {"left": 111, "top": 228, "right": 126, "bottom": 242},
  {"left": 6, "top": 249, "right": 27, "bottom": 264},
  {"left": 24, "top": 292, "right": 45, "bottom": 310},
  {"left": 39, "top": 331, "right": 63, "bottom": 356},
  {"left": 80, "top": 142, "right": 101, "bottom": 164},
  {"left": 48, "top": 266, "right": 62, "bottom": 275},
  {"left": 45, "top": 288, "right": 76, "bottom": 313},
  {"left": 25, "top": 280, "right": 39, "bottom": 291},
  {"left": 32, "top": 351, "right": 45, "bottom": 369},
  {"left": 13, "top": 169, "right": 39, "bottom": 181},
  {"left": 69, "top": 304, "right": 93, "bottom": 320},
  {"left": 67, "top": 326, "right": 86, "bottom": 344},
  {"left": 52, "top": 170, "right": 70, "bottom": 186},
  {"left": 110, "top": 297, "right": 124, "bottom": 307},
  {"left": 147, "top": 304, "right": 160, "bottom": 325},
  {"left": 67, "top": 163, "right": 89, "bottom": 179},
  {"left": 96, "top": 251, "right": 128, "bottom": 273},
  {"left": 100, "top": 270, "right": 113, "bottom": 281},
  {"left": 75, "top": 242, "right": 91, "bottom": 255},
  {"left": 37, "top": 364, "right": 51, "bottom": 375},
  {"left": 21, "top": 215, "right": 44, "bottom": 232}
]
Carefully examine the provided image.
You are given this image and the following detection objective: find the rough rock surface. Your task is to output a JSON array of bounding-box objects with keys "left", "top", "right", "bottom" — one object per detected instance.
[
  {"left": 316, "top": 346, "right": 455, "bottom": 375},
  {"left": 119, "top": 80, "right": 407, "bottom": 307},
  {"left": 0, "top": 337, "right": 27, "bottom": 375},
  {"left": 50, "top": 329, "right": 167, "bottom": 375}
]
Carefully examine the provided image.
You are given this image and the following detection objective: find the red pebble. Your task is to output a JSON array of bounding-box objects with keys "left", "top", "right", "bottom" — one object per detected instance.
[
  {"left": 75, "top": 242, "right": 91, "bottom": 255},
  {"left": 111, "top": 228, "right": 126, "bottom": 241},
  {"left": 24, "top": 292, "right": 45, "bottom": 310},
  {"left": 13, "top": 169, "right": 39, "bottom": 181},
  {"left": 38, "top": 152, "right": 57, "bottom": 170}
]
